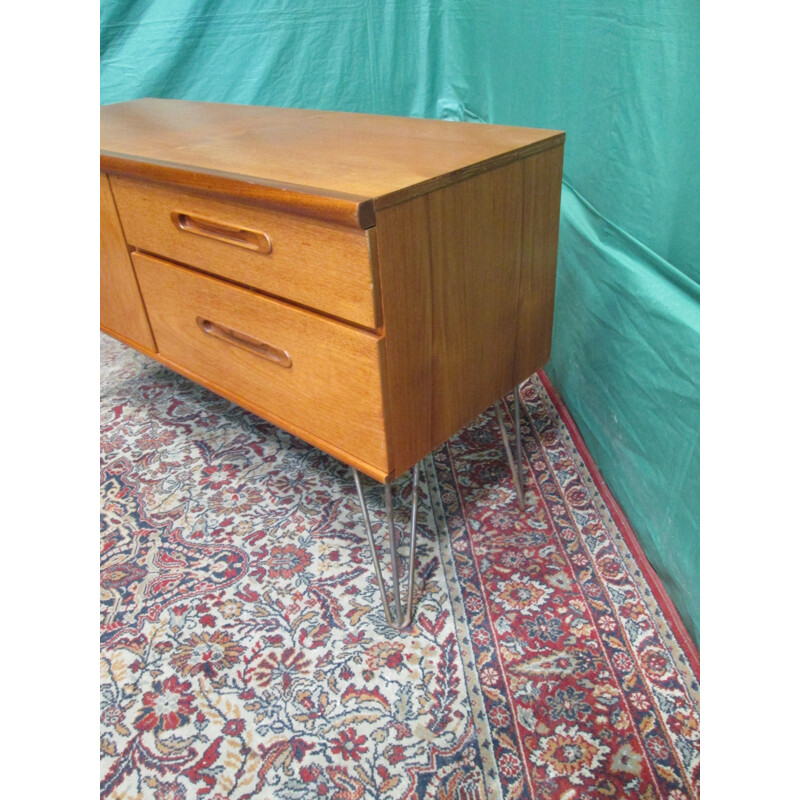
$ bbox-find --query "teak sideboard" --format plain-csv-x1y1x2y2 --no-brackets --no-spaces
101,99,565,626
101,98,564,490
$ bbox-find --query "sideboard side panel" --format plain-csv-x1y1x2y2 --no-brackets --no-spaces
100,173,156,351
377,146,563,478
426,159,525,447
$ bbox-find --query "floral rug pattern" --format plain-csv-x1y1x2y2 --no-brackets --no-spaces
100,334,699,799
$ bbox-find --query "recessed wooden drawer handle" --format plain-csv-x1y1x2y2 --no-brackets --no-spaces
196,317,292,368
172,212,273,253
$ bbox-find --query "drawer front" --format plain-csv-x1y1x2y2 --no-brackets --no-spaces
112,175,380,329
133,252,388,472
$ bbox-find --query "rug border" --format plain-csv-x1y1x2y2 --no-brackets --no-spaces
538,369,700,675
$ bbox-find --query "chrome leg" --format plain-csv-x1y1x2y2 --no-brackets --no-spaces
384,482,404,624
514,386,525,504
494,386,526,509
351,463,421,630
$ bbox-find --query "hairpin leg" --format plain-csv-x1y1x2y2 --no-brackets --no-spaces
494,386,526,510
351,463,420,630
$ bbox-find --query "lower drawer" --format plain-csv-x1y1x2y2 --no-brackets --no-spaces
133,252,389,473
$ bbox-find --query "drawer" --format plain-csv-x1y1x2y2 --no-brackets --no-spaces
111,175,380,329
132,252,389,473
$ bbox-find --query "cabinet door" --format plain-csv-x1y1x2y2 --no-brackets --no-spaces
100,173,155,351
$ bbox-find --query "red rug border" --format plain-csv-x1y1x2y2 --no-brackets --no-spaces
537,369,700,674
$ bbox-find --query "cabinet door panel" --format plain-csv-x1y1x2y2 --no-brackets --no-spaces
100,173,155,351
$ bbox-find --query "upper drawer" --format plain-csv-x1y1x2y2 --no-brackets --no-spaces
109,175,380,329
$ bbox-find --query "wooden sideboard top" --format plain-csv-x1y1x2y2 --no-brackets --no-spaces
101,98,564,228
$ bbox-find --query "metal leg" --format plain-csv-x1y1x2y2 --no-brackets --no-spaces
494,386,526,510
351,463,421,630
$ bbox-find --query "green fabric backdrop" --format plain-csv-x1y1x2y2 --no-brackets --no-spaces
101,0,700,643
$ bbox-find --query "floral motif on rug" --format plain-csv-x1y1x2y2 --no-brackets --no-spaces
100,334,699,800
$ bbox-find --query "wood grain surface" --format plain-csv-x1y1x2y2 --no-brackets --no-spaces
375,148,563,477
112,175,379,329
100,173,156,351
100,100,565,483
101,99,564,229
133,252,389,475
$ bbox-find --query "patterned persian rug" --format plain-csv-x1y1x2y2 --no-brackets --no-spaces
100,333,699,800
